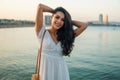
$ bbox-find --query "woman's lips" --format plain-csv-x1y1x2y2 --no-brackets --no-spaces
55,23,61,27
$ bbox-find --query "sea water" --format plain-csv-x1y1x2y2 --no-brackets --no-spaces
0,26,120,80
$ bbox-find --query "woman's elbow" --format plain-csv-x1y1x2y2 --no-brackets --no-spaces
37,3,43,10
83,23,88,30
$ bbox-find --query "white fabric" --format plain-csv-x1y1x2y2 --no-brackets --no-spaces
37,25,70,80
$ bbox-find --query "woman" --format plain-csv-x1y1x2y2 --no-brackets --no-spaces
35,3,87,80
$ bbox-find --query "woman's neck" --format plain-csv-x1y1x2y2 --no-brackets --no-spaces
49,27,57,35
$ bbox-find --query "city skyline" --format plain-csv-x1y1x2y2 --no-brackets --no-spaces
0,0,120,22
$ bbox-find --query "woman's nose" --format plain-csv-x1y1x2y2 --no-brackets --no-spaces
57,19,62,23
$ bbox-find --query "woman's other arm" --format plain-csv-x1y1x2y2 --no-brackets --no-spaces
35,3,53,36
72,20,88,37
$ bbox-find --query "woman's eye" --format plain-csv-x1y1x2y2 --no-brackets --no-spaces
55,16,60,19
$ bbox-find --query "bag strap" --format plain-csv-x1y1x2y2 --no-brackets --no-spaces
36,30,46,74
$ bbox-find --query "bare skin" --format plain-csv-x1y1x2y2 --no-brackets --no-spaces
35,3,88,44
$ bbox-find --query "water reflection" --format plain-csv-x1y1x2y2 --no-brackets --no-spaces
0,26,120,80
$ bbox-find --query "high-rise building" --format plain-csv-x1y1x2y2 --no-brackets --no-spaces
99,14,103,24
104,14,108,25
45,15,51,25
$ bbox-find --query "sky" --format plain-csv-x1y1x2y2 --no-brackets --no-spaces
0,0,120,22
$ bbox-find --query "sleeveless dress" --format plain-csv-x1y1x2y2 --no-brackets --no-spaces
37,25,70,80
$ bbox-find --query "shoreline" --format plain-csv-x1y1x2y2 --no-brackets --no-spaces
0,19,35,28
0,24,120,28
0,24,35,28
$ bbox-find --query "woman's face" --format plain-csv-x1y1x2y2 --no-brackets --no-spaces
51,11,65,30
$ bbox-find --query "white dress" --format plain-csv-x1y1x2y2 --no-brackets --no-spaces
37,25,70,80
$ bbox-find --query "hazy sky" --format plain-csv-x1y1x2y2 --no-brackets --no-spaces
0,0,120,22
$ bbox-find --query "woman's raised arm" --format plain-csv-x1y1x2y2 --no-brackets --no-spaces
72,20,88,37
35,3,53,36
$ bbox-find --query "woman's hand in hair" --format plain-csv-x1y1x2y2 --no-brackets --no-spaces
72,20,88,37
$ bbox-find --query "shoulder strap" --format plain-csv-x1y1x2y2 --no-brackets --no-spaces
36,30,46,74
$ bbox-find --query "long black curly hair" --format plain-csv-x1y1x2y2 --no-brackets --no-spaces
52,7,75,56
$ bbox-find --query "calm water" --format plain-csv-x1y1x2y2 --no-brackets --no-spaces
0,26,120,80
